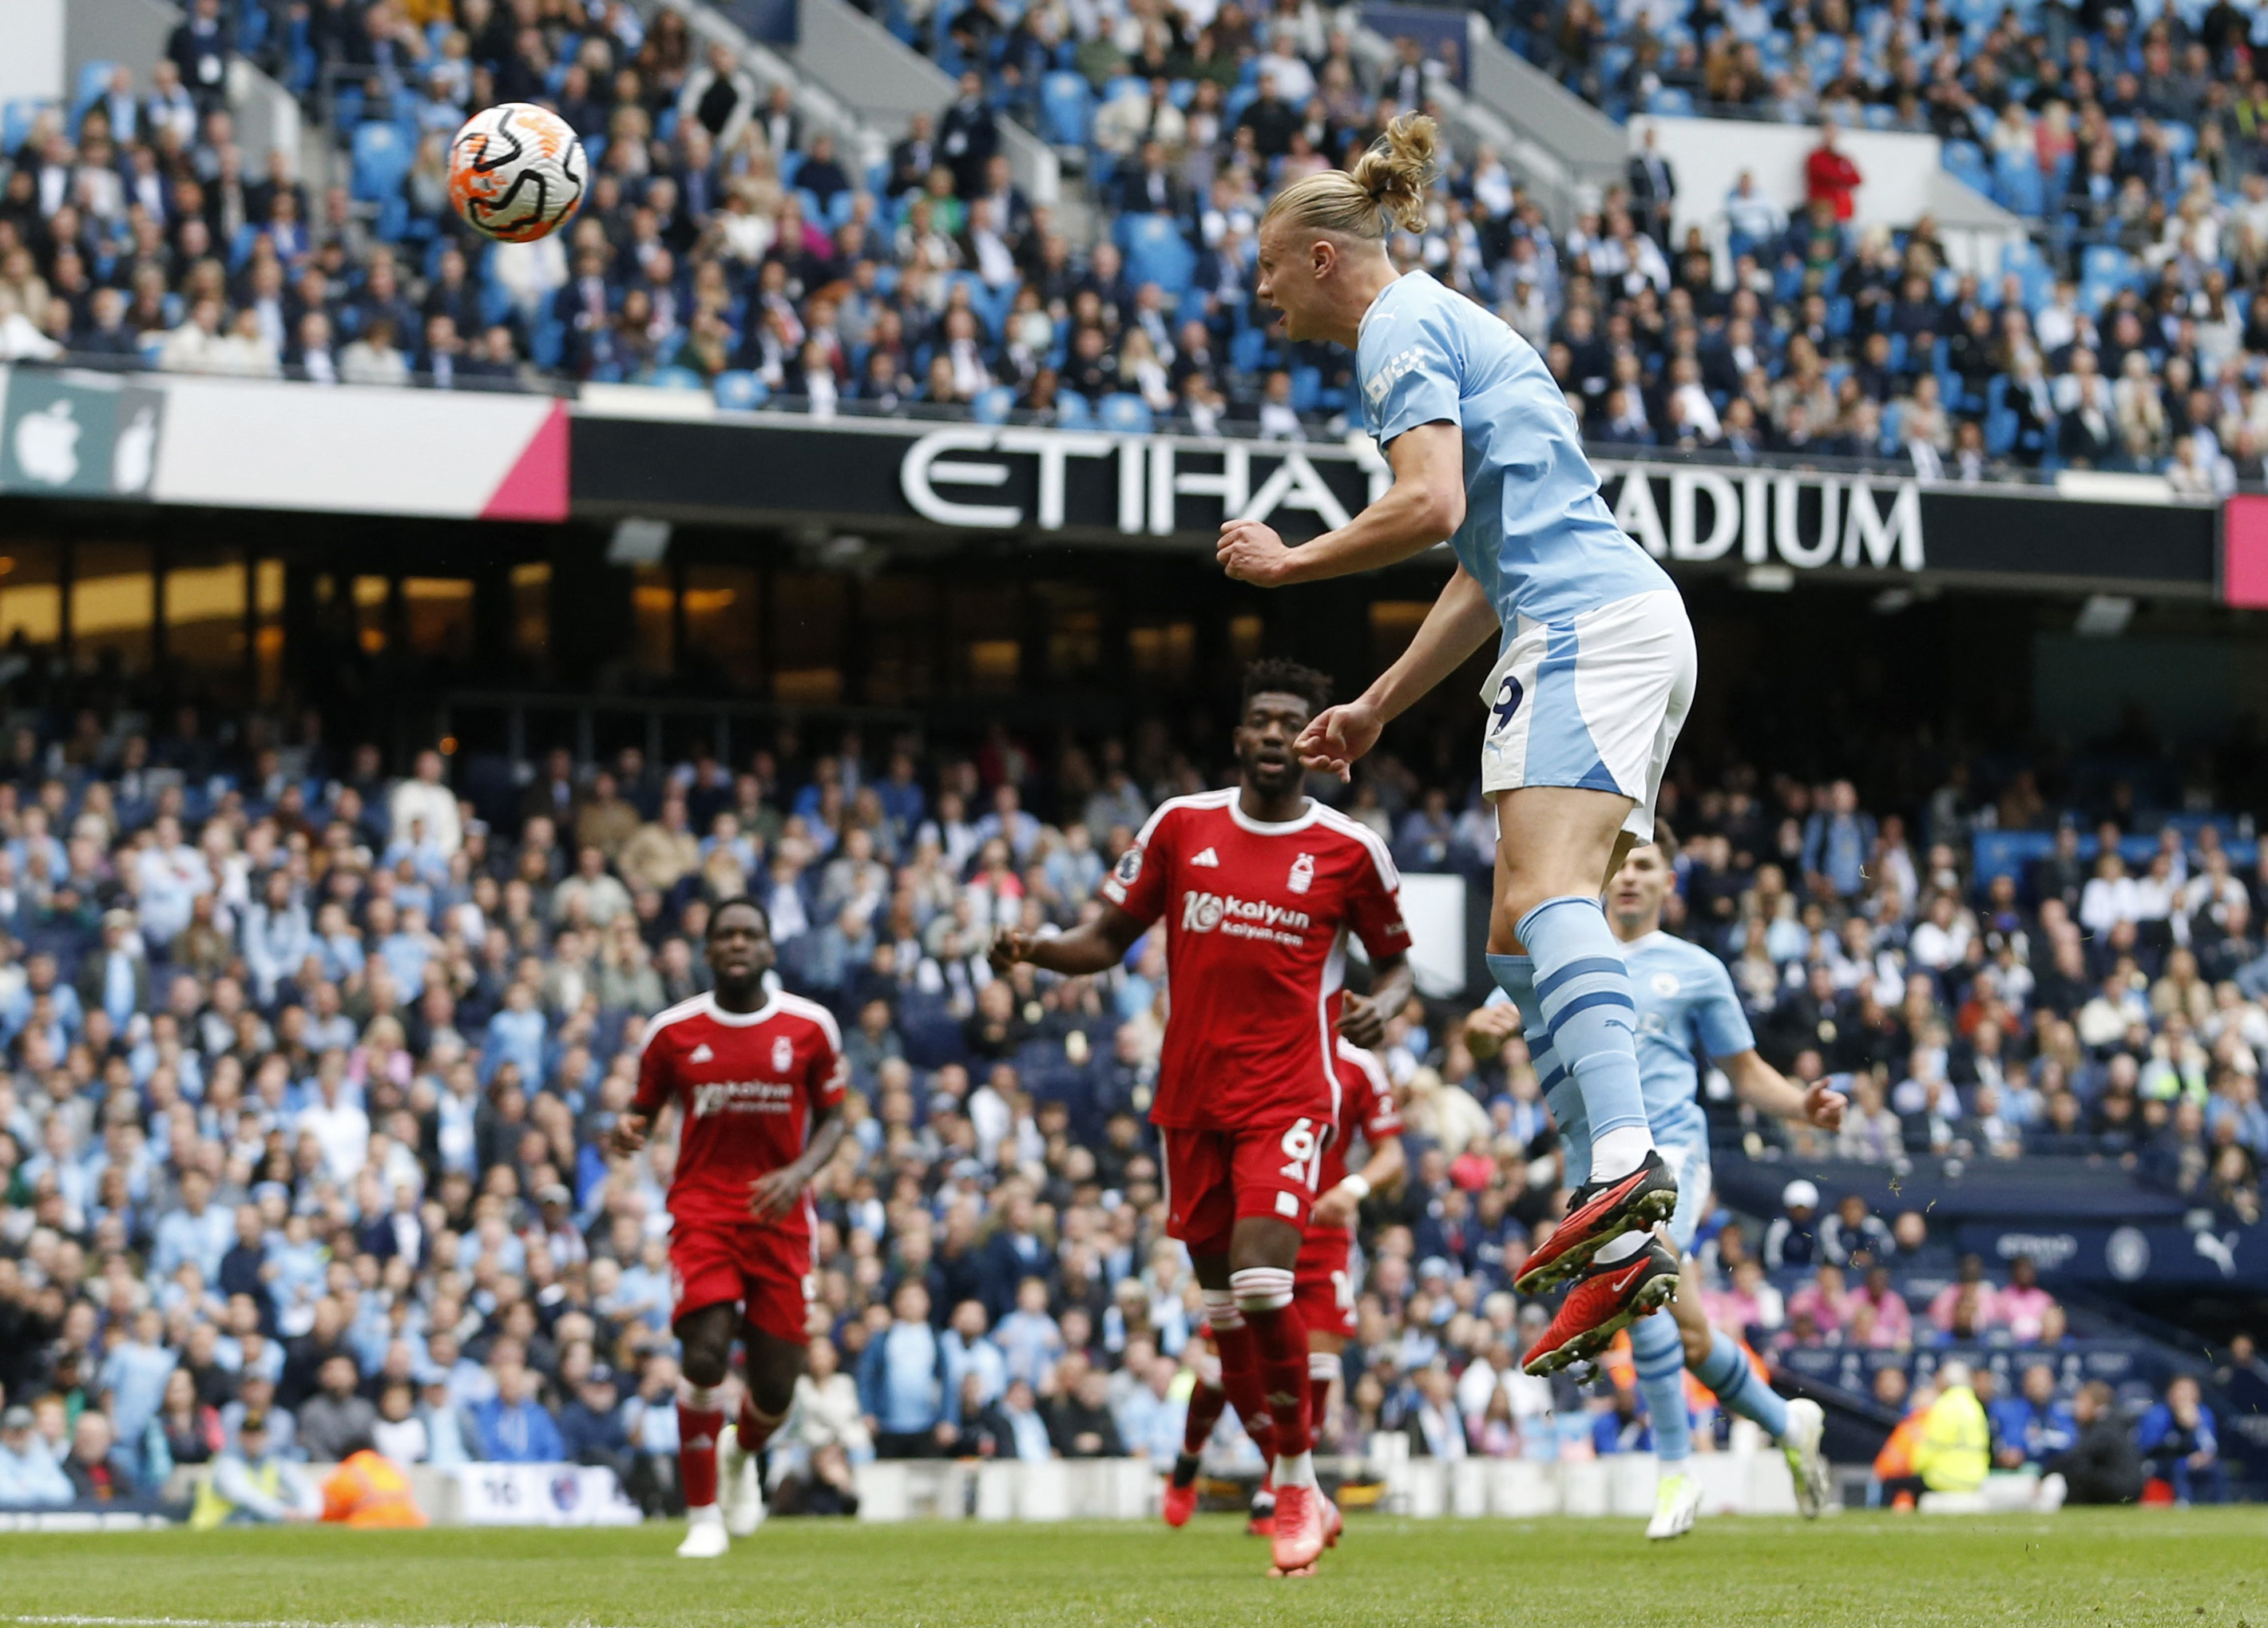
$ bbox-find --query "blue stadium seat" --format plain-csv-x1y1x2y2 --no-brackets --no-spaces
1289,366,1321,414
2083,244,2135,287
1098,393,1152,433
646,365,705,391
71,61,117,126
351,121,414,202
714,371,768,411
1942,140,1993,197
1116,213,1195,295
1646,87,1693,116
1230,325,1269,375
1040,71,1092,149
972,384,1017,423
0,100,50,154
1056,392,1095,429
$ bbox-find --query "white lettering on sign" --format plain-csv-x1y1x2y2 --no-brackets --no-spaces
1599,465,1925,571
898,428,1358,538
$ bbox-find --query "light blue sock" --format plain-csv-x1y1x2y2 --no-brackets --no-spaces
1516,897,1648,1153
1691,1328,1788,1440
1629,1307,1691,1464
1484,952,1563,1082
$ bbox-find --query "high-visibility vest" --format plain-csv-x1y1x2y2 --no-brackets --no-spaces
320,1451,428,1528
189,1458,283,1530
1912,1385,1990,1493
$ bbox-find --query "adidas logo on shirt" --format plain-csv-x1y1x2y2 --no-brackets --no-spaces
1190,848,1220,868
689,1043,714,1062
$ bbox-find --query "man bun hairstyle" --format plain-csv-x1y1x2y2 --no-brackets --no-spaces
1242,657,1334,716
1263,112,1439,241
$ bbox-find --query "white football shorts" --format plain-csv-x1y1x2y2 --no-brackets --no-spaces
1476,586,1696,843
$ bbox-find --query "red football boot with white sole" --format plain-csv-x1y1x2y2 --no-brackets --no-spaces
1514,1150,1679,1294
1162,1453,1200,1528
1521,1239,1681,1376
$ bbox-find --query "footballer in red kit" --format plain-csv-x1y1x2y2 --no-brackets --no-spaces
610,898,847,1559
1296,1038,1405,1434
992,660,1413,1575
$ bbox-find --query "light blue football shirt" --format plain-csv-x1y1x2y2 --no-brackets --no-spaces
1355,272,1669,641
1485,930,1753,1149
1620,930,1755,1148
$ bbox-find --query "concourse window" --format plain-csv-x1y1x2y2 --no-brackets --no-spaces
73,542,154,673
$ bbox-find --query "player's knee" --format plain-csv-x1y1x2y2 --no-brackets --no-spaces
1227,1265,1295,1320
1679,1320,1714,1368
680,1345,731,1390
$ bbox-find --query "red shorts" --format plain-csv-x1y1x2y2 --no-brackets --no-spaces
1160,1115,1329,1257
1293,1225,1356,1339
669,1219,815,1344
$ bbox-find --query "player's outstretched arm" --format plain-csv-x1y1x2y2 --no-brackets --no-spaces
1217,422,1465,587
1723,1049,1847,1133
989,899,1147,978
1295,566,1497,779
749,1102,850,1218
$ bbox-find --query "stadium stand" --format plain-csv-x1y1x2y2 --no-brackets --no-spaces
0,702,2261,1510
10,0,2266,486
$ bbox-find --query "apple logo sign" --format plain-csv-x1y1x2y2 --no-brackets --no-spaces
113,407,157,494
14,400,80,486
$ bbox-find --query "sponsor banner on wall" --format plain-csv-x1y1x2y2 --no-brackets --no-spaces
0,368,165,499
446,1463,642,1526
572,413,2223,594
1958,1221,2268,1290
0,366,567,521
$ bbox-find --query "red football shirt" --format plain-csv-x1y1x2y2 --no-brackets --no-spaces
632,991,846,1233
1318,1037,1403,1204
1100,789,1410,1132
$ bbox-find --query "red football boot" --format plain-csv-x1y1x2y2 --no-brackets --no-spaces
1162,1453,1200,1528
1521,1239,1681,1376
1246,1467,1275,1536
1513,1150,1679,1294
1319,1492,1342,1549
1268,1483,1323,1576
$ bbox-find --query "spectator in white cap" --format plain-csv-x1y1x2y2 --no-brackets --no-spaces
1764,1179,1822,1269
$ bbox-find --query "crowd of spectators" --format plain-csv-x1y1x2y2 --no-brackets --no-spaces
0,700,2254,1516
8,0,2268,480
1509,0,2268,482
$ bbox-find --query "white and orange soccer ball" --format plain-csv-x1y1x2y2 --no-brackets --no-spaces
446,102,586,243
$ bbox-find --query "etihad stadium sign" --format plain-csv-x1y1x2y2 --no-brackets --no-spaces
573,411,2219,596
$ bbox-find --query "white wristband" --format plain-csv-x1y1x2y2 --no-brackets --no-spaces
1338,1174,1372,1202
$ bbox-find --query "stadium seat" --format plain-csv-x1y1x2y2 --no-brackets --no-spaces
1116,213,1195,295
646,366,706,391
1646,87,1693,116
1056,391,1095,428
1040,71,1092,149
351,121,414,202
972,384,1017,423
0,100,50,156
714,371,768,411
1097,393,1153,433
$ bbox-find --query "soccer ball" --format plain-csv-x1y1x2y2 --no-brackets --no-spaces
447,102,586,243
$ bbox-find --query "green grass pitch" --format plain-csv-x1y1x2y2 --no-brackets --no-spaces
4,1511,2265,1627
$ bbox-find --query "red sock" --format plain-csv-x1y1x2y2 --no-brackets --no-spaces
1248,1305,1313,1459
678,1396,724,1507
1181,1379,1229,1456
1212,1315,1273,1453
736,1397,783,1455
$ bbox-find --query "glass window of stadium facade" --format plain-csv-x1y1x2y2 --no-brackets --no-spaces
2,504,2262,795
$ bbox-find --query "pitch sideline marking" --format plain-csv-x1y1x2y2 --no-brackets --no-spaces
7,1616,635,1628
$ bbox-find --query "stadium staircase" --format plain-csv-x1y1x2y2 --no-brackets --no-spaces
787,0,1077,237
